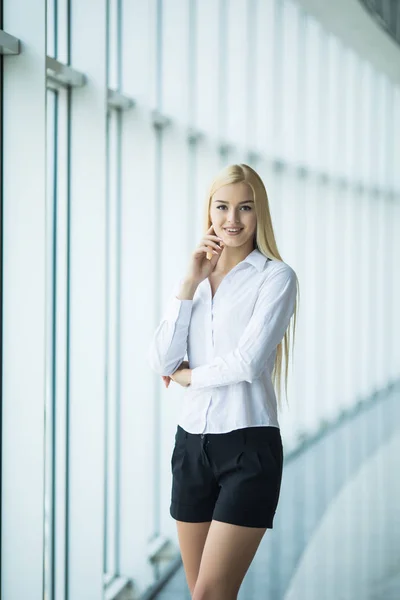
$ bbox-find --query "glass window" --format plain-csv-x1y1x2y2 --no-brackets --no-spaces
104,106,122,579
254,0,275,156
343,48,357,181
281,0,300,163
195,0,220,136
303,15,321,171
394,87,400,192
162,0,189,121
225,0,248,146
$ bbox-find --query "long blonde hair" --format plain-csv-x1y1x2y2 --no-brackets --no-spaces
203,163,300,410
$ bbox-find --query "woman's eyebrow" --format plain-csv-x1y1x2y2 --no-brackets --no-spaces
213,200,254,204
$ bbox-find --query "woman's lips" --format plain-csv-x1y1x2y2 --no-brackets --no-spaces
223,228,243,236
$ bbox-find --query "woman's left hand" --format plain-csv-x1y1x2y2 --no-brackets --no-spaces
170,361,192,387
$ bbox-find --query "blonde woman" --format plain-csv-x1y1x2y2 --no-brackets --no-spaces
148,164,299,600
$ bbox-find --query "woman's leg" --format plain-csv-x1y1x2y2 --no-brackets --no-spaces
192,520,267,600
176,520,212,596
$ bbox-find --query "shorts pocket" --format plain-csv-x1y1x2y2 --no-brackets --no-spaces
255,444,282,474
236,447,277,475
171,438,187,471
253,431,283,470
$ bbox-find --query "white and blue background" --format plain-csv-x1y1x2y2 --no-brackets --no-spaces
1,0,400,599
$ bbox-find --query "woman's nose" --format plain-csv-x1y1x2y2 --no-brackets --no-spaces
227,210,240,222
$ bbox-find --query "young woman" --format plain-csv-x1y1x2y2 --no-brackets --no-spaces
148,164,299,600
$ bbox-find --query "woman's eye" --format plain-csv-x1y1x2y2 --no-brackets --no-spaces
216,205,251,210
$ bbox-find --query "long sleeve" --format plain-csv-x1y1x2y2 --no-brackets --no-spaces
190,267,297,390
147,279,193,376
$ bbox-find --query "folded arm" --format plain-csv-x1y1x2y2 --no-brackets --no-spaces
147,279,193,376
190,266,297,390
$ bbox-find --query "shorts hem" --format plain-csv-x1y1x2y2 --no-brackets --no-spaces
170,501,214,523
170,500,274,529
212,500,274,528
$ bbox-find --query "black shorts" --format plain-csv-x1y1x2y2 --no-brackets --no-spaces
170,424,283,529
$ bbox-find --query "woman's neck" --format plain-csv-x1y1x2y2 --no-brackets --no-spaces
212,243,256,276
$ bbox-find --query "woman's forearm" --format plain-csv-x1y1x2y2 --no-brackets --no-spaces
176,279,199,300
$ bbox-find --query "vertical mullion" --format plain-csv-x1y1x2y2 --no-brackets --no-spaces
64,84,72,600
246,0,256,153
104,0,110,578
188,0,197,251
53,86,69,600
44,88,57,600
51,91,58,600
115,107,122,576
0,0,3,592
273,0,283,162
117,0,122,91
105,109,120,579
104,108,110,576
154,0,163,544
218,0,227,164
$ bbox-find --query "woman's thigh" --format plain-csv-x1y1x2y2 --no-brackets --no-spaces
193,519,267,600
176,520,212,596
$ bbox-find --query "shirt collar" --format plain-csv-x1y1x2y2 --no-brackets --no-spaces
242,248,269,272
198,249,269,299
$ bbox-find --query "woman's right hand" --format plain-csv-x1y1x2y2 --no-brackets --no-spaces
164,226,223,386
184,225,224,284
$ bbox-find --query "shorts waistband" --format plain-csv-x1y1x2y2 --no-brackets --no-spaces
177,424,280,445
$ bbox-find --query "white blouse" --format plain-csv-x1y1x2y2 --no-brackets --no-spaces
147,249,297,434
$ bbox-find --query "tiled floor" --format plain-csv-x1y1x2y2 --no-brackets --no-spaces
154,385,400,600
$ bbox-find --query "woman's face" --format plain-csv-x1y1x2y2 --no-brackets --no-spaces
209,182,257,248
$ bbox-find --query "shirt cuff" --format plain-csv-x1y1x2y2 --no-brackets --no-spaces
190,365,212,390
164,296,193,325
